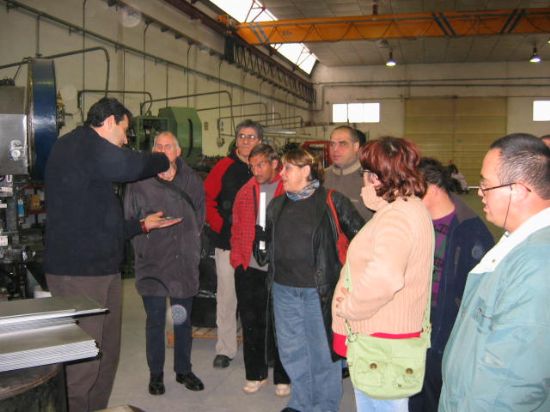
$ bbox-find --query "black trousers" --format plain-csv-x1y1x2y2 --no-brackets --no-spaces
408,349,442,412
142,295,193,376
235,266,289,384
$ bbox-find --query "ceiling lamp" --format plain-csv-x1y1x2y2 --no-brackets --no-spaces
386,51,396,67
529,47,541,63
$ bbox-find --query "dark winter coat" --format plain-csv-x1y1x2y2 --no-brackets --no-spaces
124,158,205,299
430,195,494,356
265,186,365,360
204,150,252,250
44,126,169,276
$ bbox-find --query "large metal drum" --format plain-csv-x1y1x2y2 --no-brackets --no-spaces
0,364,67,412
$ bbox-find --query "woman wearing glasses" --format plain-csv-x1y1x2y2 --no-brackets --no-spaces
332,137,434,412
263,148,364,412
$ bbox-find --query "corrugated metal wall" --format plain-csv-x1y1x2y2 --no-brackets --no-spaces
405,97,507,185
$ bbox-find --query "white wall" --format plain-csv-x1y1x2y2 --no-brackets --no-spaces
0,0,311,156
1,0,548,156
508,97,550,137
312,62,550,139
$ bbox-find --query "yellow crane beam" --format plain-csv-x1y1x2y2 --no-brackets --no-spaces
220,8,550,45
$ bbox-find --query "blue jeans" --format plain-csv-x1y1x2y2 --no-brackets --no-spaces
142,296,193,376
273,282,342,412
354,389,409,412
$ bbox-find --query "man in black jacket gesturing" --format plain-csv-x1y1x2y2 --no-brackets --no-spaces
44,98,180,412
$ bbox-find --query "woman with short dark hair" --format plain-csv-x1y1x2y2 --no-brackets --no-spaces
332,136,435,412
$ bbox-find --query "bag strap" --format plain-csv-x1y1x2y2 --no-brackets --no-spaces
326,189,344,239
155,176,196,212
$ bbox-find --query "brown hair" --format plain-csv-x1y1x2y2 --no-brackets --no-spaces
359,136,426,202
281,148,324,183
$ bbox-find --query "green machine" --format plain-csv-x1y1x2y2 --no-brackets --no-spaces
132,107,202,166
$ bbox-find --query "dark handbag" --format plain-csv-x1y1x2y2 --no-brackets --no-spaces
251,188,270,265
253,224,269,265
326,189,350,265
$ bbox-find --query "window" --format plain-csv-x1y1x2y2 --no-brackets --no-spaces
209,0,317,75
533,100,550,121
332,103,380,123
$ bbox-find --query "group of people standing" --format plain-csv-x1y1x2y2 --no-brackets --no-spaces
204,121,550,412
43,96,550,412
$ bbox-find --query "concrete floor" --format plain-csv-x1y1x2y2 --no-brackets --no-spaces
107,279,356,412
106,192,493,412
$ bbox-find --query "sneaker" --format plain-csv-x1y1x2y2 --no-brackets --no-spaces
242,379,267,394
275,383,291,397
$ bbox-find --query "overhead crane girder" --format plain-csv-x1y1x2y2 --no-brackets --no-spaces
222,8,550,45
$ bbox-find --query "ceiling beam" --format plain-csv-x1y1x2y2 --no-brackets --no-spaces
223,8,550,45
161,0,315,101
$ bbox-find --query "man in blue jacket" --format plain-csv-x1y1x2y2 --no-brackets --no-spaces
440,133,550,411
409,157,494,412
45,98,179,412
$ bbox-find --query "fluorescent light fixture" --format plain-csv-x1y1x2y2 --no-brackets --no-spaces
529,47,541,63
386,51,396,67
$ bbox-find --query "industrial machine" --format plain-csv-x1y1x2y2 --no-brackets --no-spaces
132,107,203,168
0,59,62,300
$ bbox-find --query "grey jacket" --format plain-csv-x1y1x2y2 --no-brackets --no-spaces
124,158,205,298
324,160,373,222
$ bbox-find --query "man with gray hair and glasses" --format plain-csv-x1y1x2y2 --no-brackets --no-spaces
440,133,550,411
204,119,263,369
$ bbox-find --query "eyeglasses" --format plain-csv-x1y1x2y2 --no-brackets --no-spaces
478,182,532,195
237,133,258,141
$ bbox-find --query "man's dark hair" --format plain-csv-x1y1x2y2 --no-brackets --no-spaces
490,133,550,199
331,125,359,144
418,157,463,194
235,119,264,140
84,97,132,128
355,129,367,146
249,143,279,162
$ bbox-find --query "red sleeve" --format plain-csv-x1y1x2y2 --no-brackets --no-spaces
230,185,247,268
204,157,233,233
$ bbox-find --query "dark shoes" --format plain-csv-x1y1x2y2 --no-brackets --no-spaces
281,408,300,412
342,366,350,379
148,373,165,395
150,371,204,394
213,354,232,369
176,371,205,391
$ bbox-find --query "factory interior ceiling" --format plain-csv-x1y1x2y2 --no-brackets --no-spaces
196,0,550,70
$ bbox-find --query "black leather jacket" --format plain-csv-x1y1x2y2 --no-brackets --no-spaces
265,186,365,360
